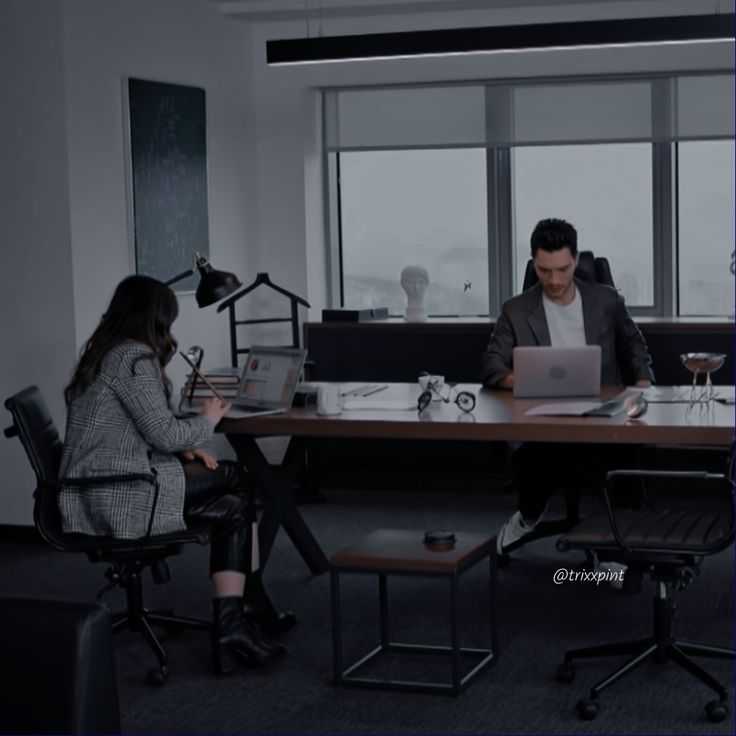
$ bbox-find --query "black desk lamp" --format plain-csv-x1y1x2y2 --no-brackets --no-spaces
165,252,242,308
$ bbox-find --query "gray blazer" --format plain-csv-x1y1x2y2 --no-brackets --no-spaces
480,280,655,389
59,340,214,539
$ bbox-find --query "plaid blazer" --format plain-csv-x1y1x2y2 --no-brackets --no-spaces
59,340,214,539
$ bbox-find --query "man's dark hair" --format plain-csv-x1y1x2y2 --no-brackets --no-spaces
530,218,578,257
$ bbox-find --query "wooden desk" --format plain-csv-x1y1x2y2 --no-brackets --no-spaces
223,385,734,575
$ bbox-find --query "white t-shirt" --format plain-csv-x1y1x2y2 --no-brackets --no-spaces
543,289,586,347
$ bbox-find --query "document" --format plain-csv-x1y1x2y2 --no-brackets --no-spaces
342,399,416,411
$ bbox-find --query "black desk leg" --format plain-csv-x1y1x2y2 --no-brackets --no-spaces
226,434,329,575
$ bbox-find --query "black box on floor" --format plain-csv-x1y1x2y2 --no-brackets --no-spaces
322,307,389,322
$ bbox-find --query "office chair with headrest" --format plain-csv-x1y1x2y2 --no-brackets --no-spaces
4,385,214,686
556,464,735,723
522,250,615,292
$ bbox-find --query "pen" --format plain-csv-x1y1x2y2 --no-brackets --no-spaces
362,385,388,397
179,351,226,403
340,384,372,397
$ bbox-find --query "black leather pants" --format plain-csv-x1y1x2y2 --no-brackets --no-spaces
512,442,642,519
181,459,255,576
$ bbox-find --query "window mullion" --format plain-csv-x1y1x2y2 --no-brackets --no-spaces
486,147,512,317
652,141,675,317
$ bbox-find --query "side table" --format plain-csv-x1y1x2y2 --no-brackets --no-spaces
330,529,498,695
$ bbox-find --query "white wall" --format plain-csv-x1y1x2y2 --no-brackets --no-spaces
63,0,256,393
0,0,256,525
0,0,77,525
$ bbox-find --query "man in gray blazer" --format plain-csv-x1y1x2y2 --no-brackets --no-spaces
480,218,654,555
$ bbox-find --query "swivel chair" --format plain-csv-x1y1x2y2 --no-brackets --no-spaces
522,250,615,291
4,386,214,685
0,597,120,734
556,465,735,723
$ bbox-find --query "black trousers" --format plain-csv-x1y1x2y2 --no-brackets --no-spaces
181,459,254,576
511,442,642,520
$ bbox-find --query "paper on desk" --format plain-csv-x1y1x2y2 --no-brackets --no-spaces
342,399,416,411
525,402,602,416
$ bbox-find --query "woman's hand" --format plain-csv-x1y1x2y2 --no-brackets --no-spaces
200,396,230,425
181,448,219,470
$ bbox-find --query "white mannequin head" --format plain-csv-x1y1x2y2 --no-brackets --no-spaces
400,265,429,321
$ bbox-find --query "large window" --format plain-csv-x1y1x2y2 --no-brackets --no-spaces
512,144,654,306
325,73,734,318
339,149,488,316
677,140,736,317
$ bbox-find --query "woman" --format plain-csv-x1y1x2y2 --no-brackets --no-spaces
59,274,286,674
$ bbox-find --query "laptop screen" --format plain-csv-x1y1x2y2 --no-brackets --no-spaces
236,347,306,409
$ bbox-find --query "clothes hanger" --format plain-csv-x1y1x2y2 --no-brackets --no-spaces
216,272,310,312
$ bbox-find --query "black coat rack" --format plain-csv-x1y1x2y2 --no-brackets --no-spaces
216,272,310,367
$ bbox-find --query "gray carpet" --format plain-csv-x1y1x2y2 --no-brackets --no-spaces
0,488,733,734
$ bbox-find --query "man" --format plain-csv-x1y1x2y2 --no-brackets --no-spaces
481,218,654,555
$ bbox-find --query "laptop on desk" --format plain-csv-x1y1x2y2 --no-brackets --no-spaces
513,345,601,398
230,346,307,417
182,346,306,418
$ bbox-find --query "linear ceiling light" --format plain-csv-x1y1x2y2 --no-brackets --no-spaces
266,13,735,65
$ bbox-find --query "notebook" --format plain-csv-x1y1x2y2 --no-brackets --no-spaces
513,345,601,398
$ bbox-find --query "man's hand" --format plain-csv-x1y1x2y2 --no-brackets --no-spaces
634,379,652,388
498,373,515,390
181,449,219,470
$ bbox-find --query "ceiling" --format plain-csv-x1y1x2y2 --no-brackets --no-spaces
212,0,660,23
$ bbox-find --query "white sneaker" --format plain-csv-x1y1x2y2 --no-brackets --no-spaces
594,559,628,590
496,508,545,555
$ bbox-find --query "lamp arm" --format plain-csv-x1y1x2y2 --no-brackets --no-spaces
164,268,195,287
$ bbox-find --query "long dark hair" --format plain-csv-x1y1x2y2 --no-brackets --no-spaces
65,275,179,404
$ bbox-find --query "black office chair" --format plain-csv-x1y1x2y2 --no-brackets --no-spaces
4,386,214,686
556,465,735,723
522,250,615,292
0,597,120,734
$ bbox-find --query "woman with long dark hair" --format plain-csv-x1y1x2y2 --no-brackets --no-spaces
60,275,286,674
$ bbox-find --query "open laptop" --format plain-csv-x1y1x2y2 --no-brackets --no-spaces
513,345,601,398
229,346,307,417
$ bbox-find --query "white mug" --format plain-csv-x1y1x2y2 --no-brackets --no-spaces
317,384,342,416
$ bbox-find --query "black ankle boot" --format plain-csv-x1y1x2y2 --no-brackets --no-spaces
243,573,297,636
212,597,286,674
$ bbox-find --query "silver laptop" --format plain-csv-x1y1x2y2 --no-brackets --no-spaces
513,346,601,398
231,346,307,416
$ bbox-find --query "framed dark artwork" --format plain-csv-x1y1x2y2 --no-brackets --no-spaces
127,78,209,290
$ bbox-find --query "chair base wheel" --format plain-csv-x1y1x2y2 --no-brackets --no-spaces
576,699,600,720
705,700,728,723
556,662,575,683
147,666,169,686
